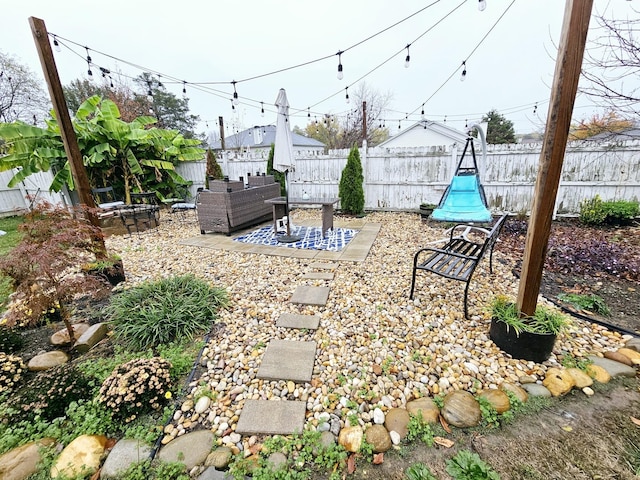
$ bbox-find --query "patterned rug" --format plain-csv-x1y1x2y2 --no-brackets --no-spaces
234,225,358,251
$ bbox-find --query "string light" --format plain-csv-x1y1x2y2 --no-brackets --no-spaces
85,47,93,81
337,51,344,80
53,36,61,52
398,120,401,130
345,87,349,104
478,0,487,11
232,81,239,105
231,99,235,111
182,81,187,99
307,107,311,118
533,103,538,115
99,67,110,78
460,61,467,82
261,102,264,117
404,44,411,68
108,76,114,89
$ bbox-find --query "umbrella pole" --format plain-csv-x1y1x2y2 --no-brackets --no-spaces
285,170,291,237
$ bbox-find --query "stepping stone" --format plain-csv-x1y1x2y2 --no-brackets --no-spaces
257,339,316,382
276,313,320,330
291,285,330,306
302,271,334,280
309,262,337,270
236,400,306,435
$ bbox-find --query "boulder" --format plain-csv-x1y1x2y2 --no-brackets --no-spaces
478,389,511,413
157,430,215,471
566,368,593,388
0,438,55,480
586,364,611,383
384,408,410,439
338,426,363,453
588,356,636,378
50,323,89,346
27,350,69,371
603,350,633,366
441,391,481,428
51,434,107,479
617,348,640,365
406,397,440,423
365,425,392,453
100,439,152,479
74,323,109,353
542,368,575,396
205,447,233,469
521,383,552,398
499,382,528,404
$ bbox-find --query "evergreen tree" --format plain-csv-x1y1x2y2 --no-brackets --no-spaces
338,145,365,215
205,149,223,189
482,109,516,144
266,144,286,196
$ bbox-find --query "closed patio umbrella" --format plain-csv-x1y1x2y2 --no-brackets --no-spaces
273,88,299,242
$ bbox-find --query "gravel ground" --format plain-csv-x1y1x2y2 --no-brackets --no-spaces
105,210,627,443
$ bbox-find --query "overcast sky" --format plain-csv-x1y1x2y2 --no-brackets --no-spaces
2,1,635,137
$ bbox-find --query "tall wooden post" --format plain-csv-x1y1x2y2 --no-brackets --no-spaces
362,101,367,146
516,0,593,316
29,17,98,225
218,116,225,150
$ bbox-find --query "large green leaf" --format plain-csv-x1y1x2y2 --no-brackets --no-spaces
51,162,72,192
125,149,143,175
140,159,175,170
76,95,102,120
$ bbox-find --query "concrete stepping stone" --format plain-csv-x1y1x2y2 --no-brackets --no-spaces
276,313,320,330
308,262,337,270
157,430,215,471
291,285,330,306
236,399,306,435
302,271,334,280
257,339,316,382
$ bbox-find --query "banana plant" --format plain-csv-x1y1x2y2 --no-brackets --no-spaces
0,95,203,203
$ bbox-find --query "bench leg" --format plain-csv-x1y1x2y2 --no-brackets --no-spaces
463,280,471,319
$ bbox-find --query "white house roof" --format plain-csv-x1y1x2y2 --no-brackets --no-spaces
377,120,468,148
211,125,325,150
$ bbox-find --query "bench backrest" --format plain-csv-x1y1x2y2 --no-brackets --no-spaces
479,214,509,258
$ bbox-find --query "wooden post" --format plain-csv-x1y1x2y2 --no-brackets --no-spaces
516,0,593,316
362,101,367,147
29,17,98,225
218,116,225,150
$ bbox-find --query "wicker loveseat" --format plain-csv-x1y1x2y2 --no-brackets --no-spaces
196,177,280,234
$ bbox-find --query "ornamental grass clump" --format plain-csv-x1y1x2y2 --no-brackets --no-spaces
0,352,26,394
98,357,172,423
106,274,228,350
489,295,567,335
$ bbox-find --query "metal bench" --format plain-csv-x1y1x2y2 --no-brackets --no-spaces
409,214,509,318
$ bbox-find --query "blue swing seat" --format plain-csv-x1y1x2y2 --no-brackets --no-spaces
431,174,492,222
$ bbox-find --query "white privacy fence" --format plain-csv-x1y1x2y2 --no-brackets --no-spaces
1,140,638,216
177,140,640,215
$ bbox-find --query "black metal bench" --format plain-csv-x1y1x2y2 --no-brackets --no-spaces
409,214,509,318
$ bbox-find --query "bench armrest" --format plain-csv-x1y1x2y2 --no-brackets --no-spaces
449,223,490,242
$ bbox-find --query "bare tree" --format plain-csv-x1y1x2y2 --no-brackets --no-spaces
580,10,640,118
340,82,392,148
0,51,50,124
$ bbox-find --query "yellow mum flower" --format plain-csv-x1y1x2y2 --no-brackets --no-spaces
164,391,172,399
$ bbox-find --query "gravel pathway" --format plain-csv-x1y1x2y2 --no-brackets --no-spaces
105,211,626,444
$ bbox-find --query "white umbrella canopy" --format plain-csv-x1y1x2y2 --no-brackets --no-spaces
273,88,295,173
273,88,298,240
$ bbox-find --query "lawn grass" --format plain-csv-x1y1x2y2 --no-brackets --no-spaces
0,215,24,311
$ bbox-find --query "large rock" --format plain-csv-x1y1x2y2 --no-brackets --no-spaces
27,350,69,371
617,348,640,365
365,425,392,453
566,368,593,388
588,356,636,378
51,434,107,479
478,389,511,413
604,350,633,366
0,438,55,480
338,426,363,453
384,408,410,439
586,364,611,383
74,323,109,353
157,430,215,470
50,323,89,346
543,368,575,396
100,439,152,479
406,397,440,423
441,391,481,428
205,447,233,469
521,384,552,398
499,382,528,404
624,338,640,352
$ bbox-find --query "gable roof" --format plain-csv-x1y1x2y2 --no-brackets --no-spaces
211,125,325,150
377,120,468,148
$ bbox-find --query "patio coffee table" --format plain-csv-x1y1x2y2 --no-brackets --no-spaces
265,197,338,238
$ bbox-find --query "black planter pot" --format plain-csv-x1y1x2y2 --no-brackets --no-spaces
87,259,125,286
489,318,557,363
419,206,435,219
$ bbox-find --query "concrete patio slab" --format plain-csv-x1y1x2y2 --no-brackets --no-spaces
257,339,316,382
308,262,338,270
291,285,330,306
276,313,320,330
236,400,306,435
302,271,334,280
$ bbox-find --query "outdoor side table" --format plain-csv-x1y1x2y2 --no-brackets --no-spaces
265,197,339,238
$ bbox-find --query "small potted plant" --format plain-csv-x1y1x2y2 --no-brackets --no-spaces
488,295,568,363
81,254,125,286
419,203,437,219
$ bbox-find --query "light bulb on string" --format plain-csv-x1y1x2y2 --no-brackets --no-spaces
109,76,114,89
182,81,187,99
533,103,538,115
345,87,349,104
460,61,467,82
421,105,425,121
478,0,487,11
261,102,264,117
85,47,94,81
337,51,344,80
146,82,153,102
232,81,239,106
231,99,235,111
404,45,410,68
307,108,311,119
398,120,401,130
53,36,61,52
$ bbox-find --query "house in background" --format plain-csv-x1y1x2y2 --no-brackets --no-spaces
377,120,468,149
211,125,325,155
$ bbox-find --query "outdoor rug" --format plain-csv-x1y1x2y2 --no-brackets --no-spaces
234,225,358,251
